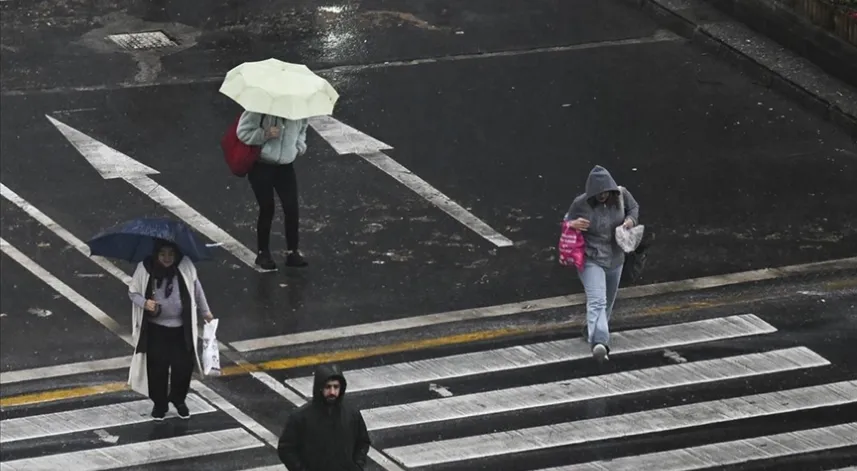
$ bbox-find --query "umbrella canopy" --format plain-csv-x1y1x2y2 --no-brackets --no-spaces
87,217,212,263
219,58,339,120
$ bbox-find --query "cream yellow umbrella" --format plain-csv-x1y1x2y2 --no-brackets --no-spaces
219,58,339,120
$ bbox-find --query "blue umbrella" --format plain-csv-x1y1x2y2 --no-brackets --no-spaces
87,217,212,263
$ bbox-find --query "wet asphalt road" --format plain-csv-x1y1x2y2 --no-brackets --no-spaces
1,0,856,470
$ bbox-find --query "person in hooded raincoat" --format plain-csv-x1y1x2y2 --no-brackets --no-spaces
565,165,639,362
277,364,371,470
127,240,214,420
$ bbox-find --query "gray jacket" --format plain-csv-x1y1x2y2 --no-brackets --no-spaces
565,165,640,269
236,111,308,165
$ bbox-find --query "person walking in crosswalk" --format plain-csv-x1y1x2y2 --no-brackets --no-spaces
277,364,372,470
237,111,310,270
127,240,214,421
565,165,639,362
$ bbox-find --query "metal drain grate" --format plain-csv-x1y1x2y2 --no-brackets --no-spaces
107,31,177,50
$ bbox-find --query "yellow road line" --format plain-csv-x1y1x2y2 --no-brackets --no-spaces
0,382,128,408
0,326,555,408
1,285,847,408
222,325,551,376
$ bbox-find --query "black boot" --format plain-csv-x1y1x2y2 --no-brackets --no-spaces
255,251,277,270
286,251,308,267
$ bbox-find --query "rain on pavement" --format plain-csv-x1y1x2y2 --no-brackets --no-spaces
1,1,856,470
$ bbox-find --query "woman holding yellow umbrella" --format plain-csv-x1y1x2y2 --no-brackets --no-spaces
220,59,339,270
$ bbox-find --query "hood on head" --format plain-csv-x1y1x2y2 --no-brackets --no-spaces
312,364,347,405
584,165,619,200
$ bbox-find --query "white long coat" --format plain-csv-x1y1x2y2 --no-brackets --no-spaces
127,257,203,396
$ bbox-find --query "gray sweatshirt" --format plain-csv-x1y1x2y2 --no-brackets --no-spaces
564,165,640,269
236,111,308,165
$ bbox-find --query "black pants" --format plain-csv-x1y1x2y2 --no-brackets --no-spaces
146,322,194,409
248,161,299,253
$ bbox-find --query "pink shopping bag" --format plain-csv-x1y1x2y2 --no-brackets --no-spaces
558,220,585,270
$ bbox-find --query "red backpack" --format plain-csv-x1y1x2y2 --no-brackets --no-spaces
221,114,262,177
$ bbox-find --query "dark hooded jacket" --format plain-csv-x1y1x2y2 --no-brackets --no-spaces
565,165,639,269
278,364,371,471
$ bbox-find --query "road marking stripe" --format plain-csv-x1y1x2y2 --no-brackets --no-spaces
230,256,856,352
240,467,285,471
0,428,263,471
124,175,266,272
309,114,514,247
0,238,132,345
538,422,857,471
363,347,829,431
2,31,681,97
0,356,131,385
384,380,857,467
360,151,513,247
0,382,128,408
0,394,213,443
189,380,279,448
0,328,536,407
0,314,775,408
0,184,132,284
285,314,776,396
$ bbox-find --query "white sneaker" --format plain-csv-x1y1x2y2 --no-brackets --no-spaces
592,344,609,363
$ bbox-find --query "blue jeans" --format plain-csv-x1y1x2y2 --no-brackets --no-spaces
578,261,623,347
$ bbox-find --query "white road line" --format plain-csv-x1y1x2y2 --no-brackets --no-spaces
384,380,857,467
189,380,279,448
0,428,264,471
285,314,776,396
0,394,214,443
363,347,828,431
307,115,513,247
1,183,132,285
45,116,266,272
240,467,286,471
230,256,857,352
539,422,857,471
2,31,681,97
125,176,265,271
0,237,132,345
360,151,514,247
0,355,131,385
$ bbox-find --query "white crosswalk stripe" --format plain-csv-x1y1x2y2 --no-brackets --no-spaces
537,422,857,471
285,313,776,395
0,393,282,471
282,314,857,470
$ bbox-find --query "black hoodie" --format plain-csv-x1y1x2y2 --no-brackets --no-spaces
278,364,372,471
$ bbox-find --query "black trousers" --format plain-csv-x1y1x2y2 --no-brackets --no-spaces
146,322,194,409
248,161,299,253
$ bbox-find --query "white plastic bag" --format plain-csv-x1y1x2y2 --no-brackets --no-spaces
615,224,645,253
202,319,221,376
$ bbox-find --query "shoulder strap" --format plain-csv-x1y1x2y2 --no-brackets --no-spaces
617,186,625,214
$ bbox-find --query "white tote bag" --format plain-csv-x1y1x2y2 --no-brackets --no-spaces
615,186,645,253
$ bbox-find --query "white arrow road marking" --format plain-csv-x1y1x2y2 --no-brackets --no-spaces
93,429,120,444
429,383,453,397
45,116,268,272
309,116,513,248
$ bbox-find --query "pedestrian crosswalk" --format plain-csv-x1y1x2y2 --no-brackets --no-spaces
0,393,281,471
1,313,855,470
284,313,855,470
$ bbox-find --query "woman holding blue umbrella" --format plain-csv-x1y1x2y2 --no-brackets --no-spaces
128,239,214,420
88,218,215,420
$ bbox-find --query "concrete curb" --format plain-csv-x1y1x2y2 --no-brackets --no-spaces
620,0,857,139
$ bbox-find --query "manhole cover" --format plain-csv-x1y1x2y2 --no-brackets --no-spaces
107,31,177,50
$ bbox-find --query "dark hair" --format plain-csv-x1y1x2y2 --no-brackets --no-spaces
588,190,620,208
